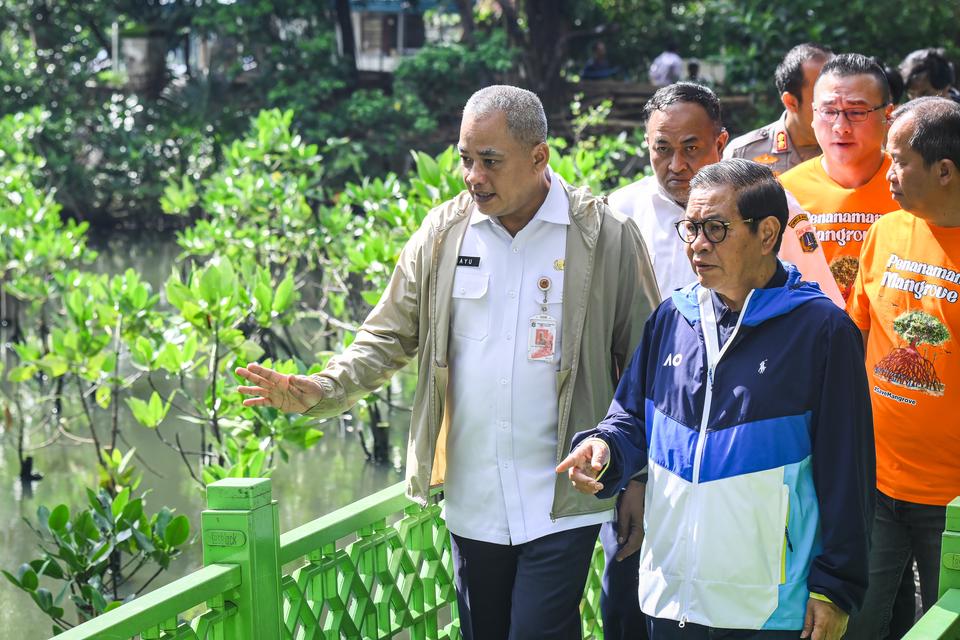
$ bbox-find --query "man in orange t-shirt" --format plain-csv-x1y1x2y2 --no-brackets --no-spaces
845,97,960,639
780,54,897,300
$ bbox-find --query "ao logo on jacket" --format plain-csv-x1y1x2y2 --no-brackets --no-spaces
663,353,683,367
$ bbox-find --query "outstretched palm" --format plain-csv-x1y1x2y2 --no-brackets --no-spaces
235,363,325,413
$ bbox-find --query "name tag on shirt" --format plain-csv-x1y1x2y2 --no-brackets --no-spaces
457,256,481,267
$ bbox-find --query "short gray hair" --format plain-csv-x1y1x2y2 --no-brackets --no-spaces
690,158,789,252
463,85,548,147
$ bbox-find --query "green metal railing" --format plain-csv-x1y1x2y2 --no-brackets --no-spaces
904,496,960,639
50,482,958,640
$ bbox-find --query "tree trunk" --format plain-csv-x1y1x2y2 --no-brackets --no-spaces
368,401,390,464
499,0,571,113
454,0,475,45
334,0,358,87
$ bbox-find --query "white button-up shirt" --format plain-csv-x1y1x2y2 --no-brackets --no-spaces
608,174,695,298
444,172,613,545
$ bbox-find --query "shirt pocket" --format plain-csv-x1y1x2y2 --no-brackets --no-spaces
451,270,490,341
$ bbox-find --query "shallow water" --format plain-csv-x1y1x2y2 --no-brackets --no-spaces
0,231,411,638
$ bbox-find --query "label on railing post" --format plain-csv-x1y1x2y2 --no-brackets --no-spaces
939,498,960,600
202,478,282,640
204,530,247,548
945,553,960,571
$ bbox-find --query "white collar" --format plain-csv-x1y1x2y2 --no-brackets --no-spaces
469,167,570,227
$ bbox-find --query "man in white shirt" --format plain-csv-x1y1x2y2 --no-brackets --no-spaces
610,82,729,298
236,85,660,639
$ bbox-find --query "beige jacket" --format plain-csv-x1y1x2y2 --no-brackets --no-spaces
307,182,660,518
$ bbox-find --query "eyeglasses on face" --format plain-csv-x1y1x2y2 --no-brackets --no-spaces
674,218,756,244
814,104,887,123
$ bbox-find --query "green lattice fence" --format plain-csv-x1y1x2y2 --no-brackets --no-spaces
276,486,459,639
50,478,603,639
49,563,241,639
49,482,960,640
903,497,960,639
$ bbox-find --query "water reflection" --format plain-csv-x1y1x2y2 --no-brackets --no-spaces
0,231,412,637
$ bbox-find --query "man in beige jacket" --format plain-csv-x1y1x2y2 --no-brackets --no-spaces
237,85,660,640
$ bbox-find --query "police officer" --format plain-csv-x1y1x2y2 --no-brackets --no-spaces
725,44,832,175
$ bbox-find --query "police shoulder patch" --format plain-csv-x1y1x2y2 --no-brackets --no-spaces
775,130,788,152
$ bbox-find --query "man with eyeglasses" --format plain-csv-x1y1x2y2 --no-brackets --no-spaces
559,158,875,640
780,53,899,301
602,82,844,639
602,82,728,640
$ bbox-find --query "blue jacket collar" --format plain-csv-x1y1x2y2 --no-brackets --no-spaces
671,262,830,326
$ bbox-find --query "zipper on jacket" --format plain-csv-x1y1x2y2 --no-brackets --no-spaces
678,288,754,626
781,493,791,585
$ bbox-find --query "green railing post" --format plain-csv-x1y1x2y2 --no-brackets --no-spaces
202,478,282,640
941,497,960,599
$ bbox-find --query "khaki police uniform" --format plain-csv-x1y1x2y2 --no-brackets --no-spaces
723,111,820,176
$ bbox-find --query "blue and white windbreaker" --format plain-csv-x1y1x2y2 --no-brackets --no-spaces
576,264,874,630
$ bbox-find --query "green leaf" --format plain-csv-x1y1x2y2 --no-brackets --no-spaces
2,569,22,588
238,340,265,364
111,487,131,519
199,263,221,306
42,354,73,380
90,540,114,563
72,512,99,544
8,364,38,383
32,587,53,613
95,385,111,409
118,447,136,475
304,428,324,448
165,274,192,310
415,151,441,187
182,334,198,363
131,527,155,553
126,396,156,428
120,498,144,524
156,342,184,373
30,558,64,580
148,391,164,423
17,564,38,591
272,273,296,314
131,336,155,367
253,281,273,316
163,514,190,547
48,504,69,532
81,584,108,614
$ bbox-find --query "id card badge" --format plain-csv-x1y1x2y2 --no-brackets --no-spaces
528,314,558,362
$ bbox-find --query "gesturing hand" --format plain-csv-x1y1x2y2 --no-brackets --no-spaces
235,363,325,413
555,438,610,495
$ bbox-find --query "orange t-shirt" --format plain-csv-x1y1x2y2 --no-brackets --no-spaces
780,154,898,300
847,209,960,506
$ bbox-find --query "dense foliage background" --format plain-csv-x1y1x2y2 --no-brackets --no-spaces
0,0,957,631
0,0,956,224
